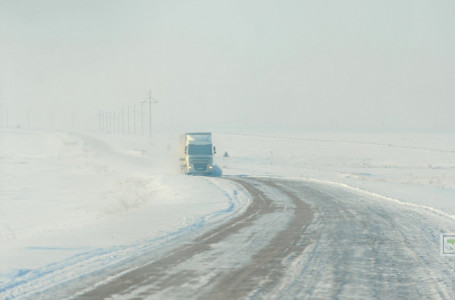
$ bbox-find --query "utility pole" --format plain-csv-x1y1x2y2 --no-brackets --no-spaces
99,111,102,132
113,112,116,135
122,108,125,134
127,106,130,135
50,110,53,129
141,101,145,136
147,90,158,137
103,111,106,133
134,103,136,135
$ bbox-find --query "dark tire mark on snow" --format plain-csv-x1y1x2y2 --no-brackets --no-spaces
74,177,314,299
28,177,455,299
202,179,314,298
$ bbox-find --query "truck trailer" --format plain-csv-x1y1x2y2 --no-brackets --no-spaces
179,132,216,176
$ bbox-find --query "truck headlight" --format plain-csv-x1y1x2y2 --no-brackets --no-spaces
209,165,213,169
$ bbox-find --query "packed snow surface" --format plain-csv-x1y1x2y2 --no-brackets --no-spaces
1,128,454,298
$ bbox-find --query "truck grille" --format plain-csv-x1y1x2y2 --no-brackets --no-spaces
194,163,207,171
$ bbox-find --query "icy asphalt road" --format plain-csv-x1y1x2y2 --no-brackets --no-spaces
43,177,455,299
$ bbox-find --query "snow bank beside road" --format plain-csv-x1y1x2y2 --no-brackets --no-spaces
0,129,249,296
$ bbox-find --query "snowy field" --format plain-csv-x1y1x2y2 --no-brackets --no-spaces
215,130,455,216
0,129,250,297
1,128,455,297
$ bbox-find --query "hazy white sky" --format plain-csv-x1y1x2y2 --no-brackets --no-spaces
1,0,454,131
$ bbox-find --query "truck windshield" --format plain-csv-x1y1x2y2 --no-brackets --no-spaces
188,144,212,155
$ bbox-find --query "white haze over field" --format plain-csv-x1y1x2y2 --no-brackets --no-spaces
1,0,454,132
1,2,455,296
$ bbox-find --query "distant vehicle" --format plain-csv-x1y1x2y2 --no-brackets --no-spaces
179,132,216,176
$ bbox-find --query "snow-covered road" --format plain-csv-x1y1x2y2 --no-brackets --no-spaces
275,178,455,299
36,177,455,299
2,129,455,299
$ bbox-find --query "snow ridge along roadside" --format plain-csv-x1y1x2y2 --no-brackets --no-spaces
0,129,252,299
0,177,251,299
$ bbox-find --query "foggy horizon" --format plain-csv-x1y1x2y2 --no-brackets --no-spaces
1,0,454,132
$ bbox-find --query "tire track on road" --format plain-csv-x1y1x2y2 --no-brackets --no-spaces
72,178,314,299
277,179,455,299
202,179,314,299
